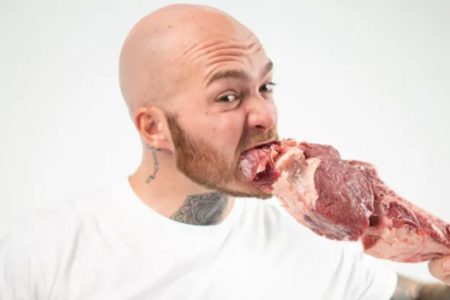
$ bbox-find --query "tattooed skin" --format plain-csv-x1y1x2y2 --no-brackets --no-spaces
145,145,160,184
391,275,422,300
390,275,450,300
170,192,229,225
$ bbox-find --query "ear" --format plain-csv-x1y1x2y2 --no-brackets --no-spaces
134,106,173,151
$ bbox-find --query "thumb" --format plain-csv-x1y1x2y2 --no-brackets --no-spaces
428,256,450,285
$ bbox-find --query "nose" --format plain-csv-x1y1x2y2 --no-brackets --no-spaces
246,96,277,132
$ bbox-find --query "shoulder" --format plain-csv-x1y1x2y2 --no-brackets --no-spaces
1,191,90,266
3,182,112,245
0,182,117,285
0,197,83,297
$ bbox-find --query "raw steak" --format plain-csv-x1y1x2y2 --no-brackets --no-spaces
240,139,450,262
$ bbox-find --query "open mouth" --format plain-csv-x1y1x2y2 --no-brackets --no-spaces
246,140,279,152
239,141,282,193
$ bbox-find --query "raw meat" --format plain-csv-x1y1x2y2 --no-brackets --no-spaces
240,139,450,262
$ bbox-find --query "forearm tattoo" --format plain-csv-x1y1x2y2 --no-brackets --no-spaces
391,275,450,300
391,275,422,300
170,192,229,225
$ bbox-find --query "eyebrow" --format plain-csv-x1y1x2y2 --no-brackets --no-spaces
206,60,273,87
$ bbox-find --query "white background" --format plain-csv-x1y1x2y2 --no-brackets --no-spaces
1,0,449,283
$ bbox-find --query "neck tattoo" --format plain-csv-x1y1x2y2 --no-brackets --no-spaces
170,192,229,225
145,145,160,184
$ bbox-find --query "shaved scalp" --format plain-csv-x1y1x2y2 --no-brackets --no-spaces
119,4,255,116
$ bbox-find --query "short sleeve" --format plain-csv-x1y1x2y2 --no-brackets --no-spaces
0,203,79,300
338,242,398,300
0,226,34,300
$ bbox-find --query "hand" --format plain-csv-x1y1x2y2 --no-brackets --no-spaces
428,255,450,285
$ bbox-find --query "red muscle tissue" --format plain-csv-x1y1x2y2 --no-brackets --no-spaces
240,139,450,262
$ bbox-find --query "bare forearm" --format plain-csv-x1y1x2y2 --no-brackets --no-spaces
391,275,450,300
418,283,450,300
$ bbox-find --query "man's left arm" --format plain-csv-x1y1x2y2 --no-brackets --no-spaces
390,256,450,300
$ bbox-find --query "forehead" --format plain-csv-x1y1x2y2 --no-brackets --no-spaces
179,34,269,83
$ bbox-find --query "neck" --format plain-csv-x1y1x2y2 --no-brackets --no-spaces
128,149,235,225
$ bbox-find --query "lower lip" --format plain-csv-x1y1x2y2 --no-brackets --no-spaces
258,141,275,148
249,141,276,152
258,183,273,194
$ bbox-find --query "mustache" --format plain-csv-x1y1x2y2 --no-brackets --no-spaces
239,128,279,151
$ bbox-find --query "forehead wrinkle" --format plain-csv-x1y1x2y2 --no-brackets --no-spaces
246,41,262,53
182,36,262,64
203,56,247,84
188,43,249,65
206,66,250,87
201,42,264,80
178,34,267,87
182,38,246,56
243,33,262,50
203,46,266,83
206,55,247,67
204,59,273,87
202,48,249,63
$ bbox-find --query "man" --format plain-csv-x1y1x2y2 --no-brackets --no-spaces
1,4,449,299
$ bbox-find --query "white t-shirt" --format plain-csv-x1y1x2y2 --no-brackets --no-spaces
0,178,397,300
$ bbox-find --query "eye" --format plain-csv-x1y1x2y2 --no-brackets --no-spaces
260,82,276,93
217,93,240,103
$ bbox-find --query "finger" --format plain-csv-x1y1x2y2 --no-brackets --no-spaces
284,139,297,147
428,256,450,284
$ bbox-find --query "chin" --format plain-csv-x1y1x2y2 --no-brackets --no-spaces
213,181,273,200
219,189,272,200
181,168,273,199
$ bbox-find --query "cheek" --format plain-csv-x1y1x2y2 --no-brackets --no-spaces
205,114,245,151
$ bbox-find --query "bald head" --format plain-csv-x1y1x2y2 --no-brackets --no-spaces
119,4,257,116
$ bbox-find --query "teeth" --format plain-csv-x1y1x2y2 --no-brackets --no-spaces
256,164,266,173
